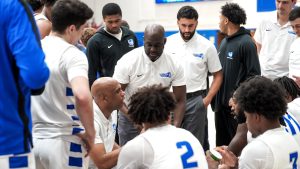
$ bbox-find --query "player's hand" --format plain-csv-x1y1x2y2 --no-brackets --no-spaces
292,75,300,87
205,150,219,169
203,97,211,108
215,146,238,168
77,131,95,157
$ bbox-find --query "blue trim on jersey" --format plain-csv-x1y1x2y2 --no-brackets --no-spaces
70,142,82,153
9,156,28,168
68,157,82,167
66,87,74,96
286,114,300,131
284,116,297,135
66,104,75,110
72,128,84,135
71,116,80,121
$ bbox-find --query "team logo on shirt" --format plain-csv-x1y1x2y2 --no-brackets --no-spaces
112,123,117,132
193,53,204,59
160,72,172,78
227,52,233,59
288,31,296,35
128,39,134,47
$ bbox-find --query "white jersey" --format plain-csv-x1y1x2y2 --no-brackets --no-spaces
240,127,300,169
289,37,300,78
117,125,208,169
89,101,117,169
113,47,185,105
284,113,300,146
254,11,296,80
288,98,300,123
31,35,88,141
165,32,222,93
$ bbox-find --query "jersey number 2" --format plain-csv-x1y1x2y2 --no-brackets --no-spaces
290,152,298,169
176,141,198,168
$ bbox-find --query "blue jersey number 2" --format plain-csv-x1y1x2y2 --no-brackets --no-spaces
176,141,198,168
290,152,298,169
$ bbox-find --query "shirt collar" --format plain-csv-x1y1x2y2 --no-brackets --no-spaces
93,101,111,122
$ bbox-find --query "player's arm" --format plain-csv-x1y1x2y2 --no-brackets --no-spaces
255,42,262,55
36,19,52,39
71,77,95,150
292,75,300,87
203,70,223,108
253,21,262,55
227,123,248,156
172,85,186,127
119,83,129,115
113,142,120,150
89,143,120,169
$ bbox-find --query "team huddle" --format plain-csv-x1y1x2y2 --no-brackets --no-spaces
1,0,300,169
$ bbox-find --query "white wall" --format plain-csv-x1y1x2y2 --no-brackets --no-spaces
82,0,300,32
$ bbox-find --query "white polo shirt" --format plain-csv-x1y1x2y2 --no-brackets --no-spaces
93,101,117,151
113,47,185,104
165,32,221,93
254,11,296,80
289,37,300,78
89,101,117,169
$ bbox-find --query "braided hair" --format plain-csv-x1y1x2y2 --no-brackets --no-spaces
274,76,300,100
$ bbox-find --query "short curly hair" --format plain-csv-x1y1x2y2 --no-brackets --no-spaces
235,76,286,120
81,27,96,47
128,85,176,125
221,3,246,25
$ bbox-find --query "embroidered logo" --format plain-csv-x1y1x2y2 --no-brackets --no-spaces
160,72,171,78
227,51,233,59
265,28,272,31
137,74,143,77
193,53,204,59
128,39,134,47
288,31,296,35
112,123,117,132
108,44,113,48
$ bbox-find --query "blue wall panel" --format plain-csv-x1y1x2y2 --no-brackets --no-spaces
257,0,276,12
135,29,218,47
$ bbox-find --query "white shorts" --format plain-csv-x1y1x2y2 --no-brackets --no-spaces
0,152,35,169
33,138,89,169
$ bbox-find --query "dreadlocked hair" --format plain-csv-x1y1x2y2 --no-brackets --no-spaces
128,84,176,125
274,76,300,100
